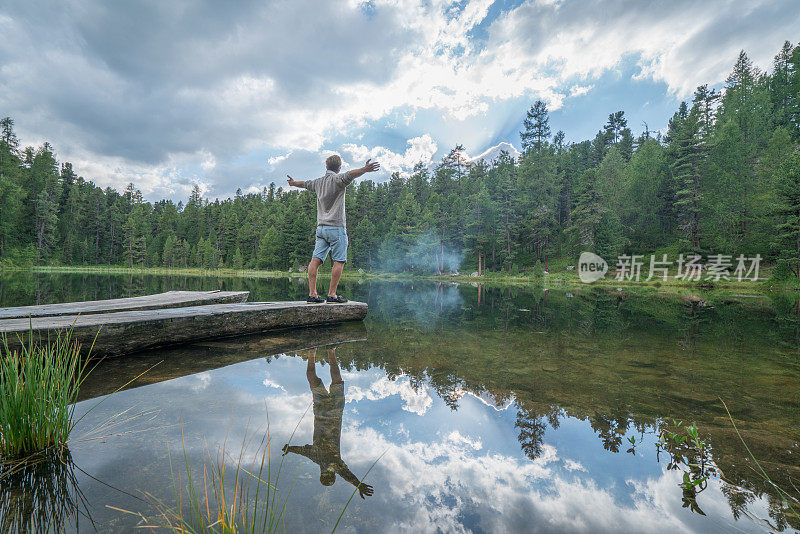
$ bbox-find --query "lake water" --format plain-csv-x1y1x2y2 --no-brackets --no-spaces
1,272,799,533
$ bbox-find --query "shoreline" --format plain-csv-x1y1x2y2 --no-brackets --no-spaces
3,264,797,297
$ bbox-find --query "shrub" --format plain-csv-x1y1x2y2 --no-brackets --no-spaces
771,258,797,281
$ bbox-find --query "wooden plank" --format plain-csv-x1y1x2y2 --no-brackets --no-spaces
77,322,367,401
0,301,368,357
0,290,250,319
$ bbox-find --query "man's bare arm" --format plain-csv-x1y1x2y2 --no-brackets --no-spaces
287,175,305,188
334,460,374,498
345,159,380,181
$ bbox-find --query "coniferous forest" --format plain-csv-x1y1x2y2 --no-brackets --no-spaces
2,45,800,276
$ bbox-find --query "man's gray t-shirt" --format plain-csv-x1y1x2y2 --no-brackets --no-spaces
303,170,355,227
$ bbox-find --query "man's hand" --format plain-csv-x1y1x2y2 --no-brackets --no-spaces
358,482,374,499
287,175,302,188
362,159,380,173
346,159,381,181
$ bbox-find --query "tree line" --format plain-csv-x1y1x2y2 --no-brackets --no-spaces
1,43,800,276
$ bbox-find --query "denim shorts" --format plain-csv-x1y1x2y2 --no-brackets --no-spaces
312,225,348,263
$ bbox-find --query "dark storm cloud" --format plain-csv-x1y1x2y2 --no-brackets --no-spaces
0,0,410,164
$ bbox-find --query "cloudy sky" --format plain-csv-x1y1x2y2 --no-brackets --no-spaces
1,0,798,202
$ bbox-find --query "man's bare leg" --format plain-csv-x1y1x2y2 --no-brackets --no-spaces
308,258,323,298
327,348,342,384
306,348,321,386
329,261,345,297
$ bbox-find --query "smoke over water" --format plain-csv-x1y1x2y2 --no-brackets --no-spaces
375,231,464,273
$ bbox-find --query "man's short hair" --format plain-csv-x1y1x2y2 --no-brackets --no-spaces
326,154,342,173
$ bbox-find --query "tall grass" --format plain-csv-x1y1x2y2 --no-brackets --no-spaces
142,424,296,534
0,331,93,459
115,414,379,533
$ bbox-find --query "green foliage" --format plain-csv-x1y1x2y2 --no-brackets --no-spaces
0,246,36,268
771,258,796,281
775,149,800,275
258,227,281,270
232,246,244,270
520,100,550,154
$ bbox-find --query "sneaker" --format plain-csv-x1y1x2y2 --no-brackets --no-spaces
326,295,348,303
307,295,325,303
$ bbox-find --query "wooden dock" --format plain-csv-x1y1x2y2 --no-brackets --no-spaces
0,290,249,319
0,294,368,357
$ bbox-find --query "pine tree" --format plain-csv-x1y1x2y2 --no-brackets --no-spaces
604,111,628,144
0,118,23,257
567,168,608,256
520,100,551,154
191,242,201,267
775,149,800,277
392,191,421,240
202,236,216,269
671,108,706,249
692,85,720,138
33,179,60,262
162,234,177,267
351,216,376,269
232,246,244,270
258,227,281,269
123,212,146,266
0,117,20,176
618,128,634,161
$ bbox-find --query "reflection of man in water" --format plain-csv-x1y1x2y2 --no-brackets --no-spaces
282,347,374,499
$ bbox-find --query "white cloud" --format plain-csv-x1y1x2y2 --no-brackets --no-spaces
267,152,292,168
69,148,214,199
342,134,438,176
262,376,287,392
338,424,767,533
187,372,212,391
347,374,434,415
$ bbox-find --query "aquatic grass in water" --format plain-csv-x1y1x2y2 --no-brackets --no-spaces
0,331,94,459
117,412,378,533
656,402,800,527
720,399,800,526
0,448,92,534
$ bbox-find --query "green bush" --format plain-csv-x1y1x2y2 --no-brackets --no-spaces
771,258,797,281
0,246,37,269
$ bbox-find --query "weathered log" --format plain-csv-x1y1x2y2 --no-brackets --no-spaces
0,290,249,319
0,301,368,357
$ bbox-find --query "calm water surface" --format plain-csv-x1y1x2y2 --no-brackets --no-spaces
1,272,799,533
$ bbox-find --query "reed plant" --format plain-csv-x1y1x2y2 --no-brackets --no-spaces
720,399,799,526
0,331,93,459
117,416,379,533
